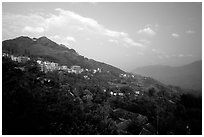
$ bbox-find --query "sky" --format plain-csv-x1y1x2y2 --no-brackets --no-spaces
2,2,202,71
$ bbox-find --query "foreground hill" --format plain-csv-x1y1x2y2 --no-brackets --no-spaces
132,61,202,92
2,56,202,135
2,36,124,75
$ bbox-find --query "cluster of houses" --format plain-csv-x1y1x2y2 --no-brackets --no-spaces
3,53,83,74
36,60,84,74
108,90,140,97
3,53,31,63
119,73,135,78
36,59,103,74
3,53,103,75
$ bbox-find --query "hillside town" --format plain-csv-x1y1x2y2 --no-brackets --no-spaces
2,53,102,74
2,52,145,98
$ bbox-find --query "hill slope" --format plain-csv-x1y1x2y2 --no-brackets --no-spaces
2,36,124,75
132,61,202,91
2,36,202,135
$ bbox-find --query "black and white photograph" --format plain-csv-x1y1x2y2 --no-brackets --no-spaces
2,2,202,135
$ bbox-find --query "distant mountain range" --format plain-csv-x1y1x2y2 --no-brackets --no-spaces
2,36,124,75
132,61,202,91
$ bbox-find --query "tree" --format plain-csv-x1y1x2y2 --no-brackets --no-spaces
148,88,156,97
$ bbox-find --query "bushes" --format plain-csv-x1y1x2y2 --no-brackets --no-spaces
2,57,202,135
148,87,156,97
180,94,202,134
2,58,117,134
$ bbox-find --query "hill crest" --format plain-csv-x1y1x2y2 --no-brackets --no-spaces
2,36,124,74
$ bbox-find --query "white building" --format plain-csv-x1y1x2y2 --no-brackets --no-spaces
134,91,140,95
118,93,124,96
61,65,67,70
71,65,82,74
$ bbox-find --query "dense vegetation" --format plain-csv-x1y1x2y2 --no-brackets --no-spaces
2,57,202,135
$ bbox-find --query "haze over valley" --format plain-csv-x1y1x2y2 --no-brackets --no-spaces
132,60,202,92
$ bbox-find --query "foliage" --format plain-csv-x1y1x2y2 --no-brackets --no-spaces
2,57,202,135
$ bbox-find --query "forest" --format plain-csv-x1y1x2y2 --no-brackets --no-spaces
2,56,202,135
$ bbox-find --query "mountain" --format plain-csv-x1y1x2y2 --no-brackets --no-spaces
132,61,202,91
3,36,202,135
2,36,124,75
3,36,185,94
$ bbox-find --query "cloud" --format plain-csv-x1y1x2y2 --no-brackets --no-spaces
66,36,76,42
22,26,45,33
178,54,184,57
54,8,101,30
185,30,195,34
139,39,151,45
3,8,144,48
152,48,194,59
178,54,193,57
105,30,128,37
52,8,144,48
137,26,156,36
122,37,144,47
109,39,119,44
171,33,180,38
3,13,46,39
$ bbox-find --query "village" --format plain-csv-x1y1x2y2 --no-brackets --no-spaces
2,53,102,74
3,53,145,98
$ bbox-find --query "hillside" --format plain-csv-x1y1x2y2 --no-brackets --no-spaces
3,55,202,135
2,36,179,92
132,61,202,91
2,36,124,75
2,36,202,135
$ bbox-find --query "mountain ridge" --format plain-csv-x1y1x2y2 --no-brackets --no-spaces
132,60,202,91
2,36,125,74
